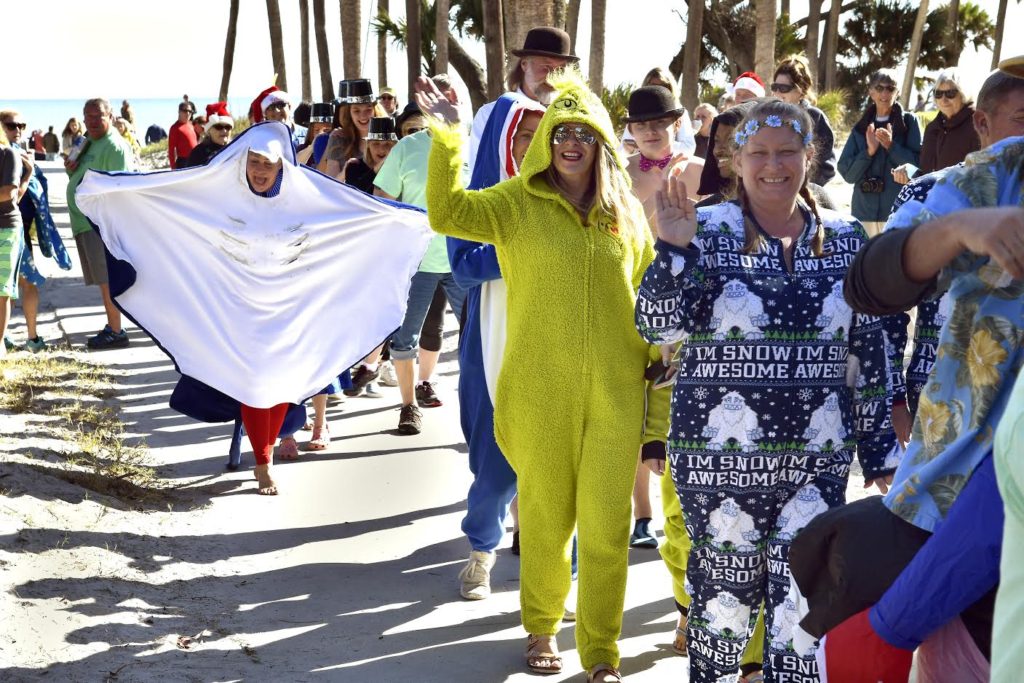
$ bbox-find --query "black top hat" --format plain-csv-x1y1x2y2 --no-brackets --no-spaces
345,79,376,104
310,102,336,123
623,86,685,123
510,26,579,62
335,80,351,105
365,117,398,141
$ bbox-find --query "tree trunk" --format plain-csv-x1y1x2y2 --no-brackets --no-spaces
448,35,489,111
946,0,961,65
552,0,566,28
266,0,288,90
483,0,506,99
299,0,312,102
820,0,840,91
805,0,822,82
991,0,1009,69
313,0,334,100
565,0,582,53
589,0,606,93
903,0,930,108
377,0,389,88
340,0,362,79
753,0,776,80
781,0,790,19
503,0,556,58
406,0,421,96
219,0,240,102
681,0,704,113
435,0,450,73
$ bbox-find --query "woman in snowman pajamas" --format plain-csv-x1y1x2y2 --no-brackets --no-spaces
635,99,896,683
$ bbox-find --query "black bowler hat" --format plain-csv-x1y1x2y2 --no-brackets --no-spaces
365,117,398,141
310,102,335,123
510,26,579,62
345,79,376,104
335,80,351,105
623,86,684,123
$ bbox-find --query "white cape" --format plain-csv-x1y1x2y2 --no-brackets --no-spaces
77,122,433,408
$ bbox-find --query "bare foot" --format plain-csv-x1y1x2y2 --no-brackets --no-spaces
673,613,687,655
254,464,278,495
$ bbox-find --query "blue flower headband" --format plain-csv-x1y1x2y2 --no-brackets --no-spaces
734,115,814,147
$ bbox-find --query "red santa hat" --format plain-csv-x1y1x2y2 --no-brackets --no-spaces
205,102,234,132
249,86,280,124
733,71,766,98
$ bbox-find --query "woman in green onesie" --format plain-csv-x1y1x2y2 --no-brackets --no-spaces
418,71,656,683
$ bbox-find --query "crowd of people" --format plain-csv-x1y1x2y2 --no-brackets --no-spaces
2,23,1024,683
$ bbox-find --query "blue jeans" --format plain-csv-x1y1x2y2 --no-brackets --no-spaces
390,271,466,361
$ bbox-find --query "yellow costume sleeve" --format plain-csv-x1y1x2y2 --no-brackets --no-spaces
425,121,521,246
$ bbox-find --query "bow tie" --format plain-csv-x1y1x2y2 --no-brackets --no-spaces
638,153,672,172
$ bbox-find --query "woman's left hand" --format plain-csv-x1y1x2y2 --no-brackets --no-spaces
653,175,698,248
875,124,893,150
865,474,894,494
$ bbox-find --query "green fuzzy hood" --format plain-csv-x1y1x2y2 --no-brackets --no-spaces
518,69,624,195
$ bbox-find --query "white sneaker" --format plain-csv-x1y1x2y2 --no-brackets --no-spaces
458,550,496,600
379,361,399,387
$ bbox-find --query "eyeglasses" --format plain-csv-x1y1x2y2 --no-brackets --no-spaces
212,124,233,132
403,126,425,136
552,124,597,146
873,84,897,93
770,82,796,94
934,88,960,100
2,121,27,130
379,94,396,101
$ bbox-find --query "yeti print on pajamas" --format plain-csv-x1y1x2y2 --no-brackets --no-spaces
702,391,764,451
706,497,762,550
703,590,752,638
710,279,769,338
776,485,830,541
815,280,853,338
803,392,847,451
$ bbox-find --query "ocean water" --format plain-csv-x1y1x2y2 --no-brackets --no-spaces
3,97,252,137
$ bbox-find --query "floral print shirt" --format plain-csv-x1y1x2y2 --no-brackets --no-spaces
883,136,1024,532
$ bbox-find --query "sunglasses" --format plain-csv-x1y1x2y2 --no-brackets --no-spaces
934,88,960,100
266,102,289,111
2,121,27,130
873,84,897,93
211,124,233,132
770,82,796,94
552,124,597,146
380,94,396,100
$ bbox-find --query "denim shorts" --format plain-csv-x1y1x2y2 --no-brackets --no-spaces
390,270,466,361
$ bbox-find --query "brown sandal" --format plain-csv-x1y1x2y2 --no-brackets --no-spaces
525,634,562,675
588,663,622,682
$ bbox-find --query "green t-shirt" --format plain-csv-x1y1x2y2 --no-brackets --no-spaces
67,131,134,236
373,131,451,273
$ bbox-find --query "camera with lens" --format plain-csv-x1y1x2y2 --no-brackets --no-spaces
859,176,886,194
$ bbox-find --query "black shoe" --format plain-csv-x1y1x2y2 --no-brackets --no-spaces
630,518,659,549
415,380,442,407
397,404,422,435
344,364,380,396
510,530,520,556
87,325,129,350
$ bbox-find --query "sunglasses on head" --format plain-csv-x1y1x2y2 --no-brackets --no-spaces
770,82,796,94
552,124,597,146
873,84,897,93
934,88,960,100
2,121,27,130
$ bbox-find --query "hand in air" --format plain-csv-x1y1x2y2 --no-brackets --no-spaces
654,175,698,248
875,123,894,150
956,207,1024,280
413,77,460,125
865,123,879,156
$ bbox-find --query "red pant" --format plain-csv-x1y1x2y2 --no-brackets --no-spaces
240,403,289,465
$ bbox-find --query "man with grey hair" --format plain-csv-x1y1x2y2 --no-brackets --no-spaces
65,97,136,349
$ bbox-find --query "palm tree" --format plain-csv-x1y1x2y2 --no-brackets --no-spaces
503,0,556,58
313,0,334,100
483,0,506,99
820,0,841,91
990,0,1020,69
804,0,823,82
681,0,704,113
266,0,288,90
902,0,930,108
435,0,450,73
565,0,582,53
589,0,606,93
406,0,421,96
300,0,313,102
341,0,362,79
946,0,961,65
219,0,240,102
378,0,389,87
753,0,776,80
